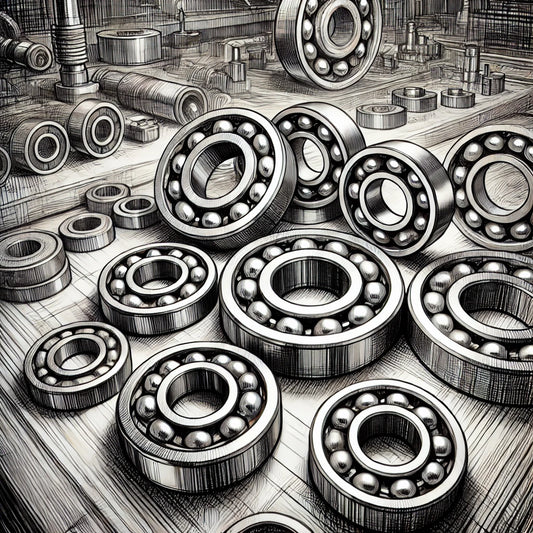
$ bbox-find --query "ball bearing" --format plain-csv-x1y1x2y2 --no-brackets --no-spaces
24,322,131,410
58,213,115,252
309,379,467,532
275,0,382,90
356,104,407,130
339,140,454,257
225,513,312,533
116,342,281,492
98,243,217,335
273,102,366,224
220,229,404,378
444,125,533,251
154,108,297,250
86,182,131,216
391,87,438,113
408,250,533,404
112,195,160,230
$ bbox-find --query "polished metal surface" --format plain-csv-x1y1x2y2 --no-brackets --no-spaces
220,229,404,378
392,87,438,113
225,513,313,533
274,102,366,224
0,36,53,72
97,28,162,65
309,379,467,532
444,124,533,251
275,0,382,90
116,342,281,492
58,213,115,253
339,140,454,257
154,108,297,250
86,182,131,216
0,145,12,186
356,104,407,130
98,243,218,335
24,321,131,410
408,250,533,405
441,88,475,109
112,195,160,230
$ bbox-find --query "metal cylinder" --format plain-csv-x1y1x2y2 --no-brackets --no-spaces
97,29,162,65
463,44,480,84
0,36,53,72
92,68,208,125
406,21,417,52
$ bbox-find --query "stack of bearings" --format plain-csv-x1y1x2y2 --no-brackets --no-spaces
0,230,71,302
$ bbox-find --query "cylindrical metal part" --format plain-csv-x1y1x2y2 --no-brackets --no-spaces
92,68,208,125
0,146,11,186
86,182,131,215
59,213,115,252
391,87,438,113
406,21,417,52
441,88,475,109
356,104,407,130
97,29,162,65
463,44,480,84
0,36,53,72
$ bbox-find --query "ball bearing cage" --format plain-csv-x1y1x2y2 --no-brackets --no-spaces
154,108,297,250
220,229,404,378
408,250,533,404
444,125,533,251
339,140,454,257
274,102,366,224
309,380,467,532
275,0,382,90
98,243,217,335
116,342,281,492
59,213,115,252
225,513,312,533
24,321,131,410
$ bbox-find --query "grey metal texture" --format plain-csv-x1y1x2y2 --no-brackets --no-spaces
58,213,115,253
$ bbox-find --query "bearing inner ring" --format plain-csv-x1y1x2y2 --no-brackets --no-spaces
156,362,240,429
122,197,153,214
91,115,116,147
34,133,61,163
288,131,330,187
5,238,43,259
69,215,104,233
347,404,431,478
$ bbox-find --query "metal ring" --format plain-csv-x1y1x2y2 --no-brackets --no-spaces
391,87,438,113
98,242,218,335
154,108,297,250
441,88,475,109
408,250,533,404
356,104,407,130
273,102,366,224
58,213,115,253
225,513,313,533
309,379,467,532
0,145,11,186
86,182,131,216
220,229,404,378
112,195,160,230
116,342,281,492
274,0,382,90
444,125,533,251
339,140,454,257
24,322,131,410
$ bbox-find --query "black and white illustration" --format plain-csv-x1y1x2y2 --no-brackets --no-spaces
1,1,533,532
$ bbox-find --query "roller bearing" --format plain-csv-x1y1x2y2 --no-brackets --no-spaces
220,229,403,378
408,250,533,404
86,182,131,216
59,213,115,252
98,243,218,335
440,88,475,109
116,342,281,492
339,140,454,257
356,104,407,130
391,87,438,113
310,379,467,532
24,322,131,410
273,102,366,224
225,513,312,533
112,195,160,230
444,125,533,251
275,0,382,90
154,108,297,250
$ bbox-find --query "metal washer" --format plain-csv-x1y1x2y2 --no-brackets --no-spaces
59,212,115,252
86,182,131,216
112,195,160,230
392,87,438,113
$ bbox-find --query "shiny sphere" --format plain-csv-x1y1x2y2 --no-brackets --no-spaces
239,391,262,418
243,257,266,278
168,180,182,200
313,318,342,335
364,282,387,306
519,345,533,360
220,416,247,438
318,181,335,197
349,253,367,266
463,142,483,162
361,19,373,39
120,294,143,307
278,120,293,137
247,301,272,324
422,462,445,485
297,115,313,130
237,122,257,139
359,0,370,16
114,264,127,279
433,435,453,457
355,43,366,58
314,58,330,75
126,255,142,267
449,329,472,347
359,260,379,281
333,61,349,77
355,166,366,181
253,134,270,156
263,246,284,261
94,366,110,377
43,375,58,385
34,351,46,369
276,317,304,335
417,192,429,210
146,249,162,258
429,271,453,293
455,189,469,209
302,19,314,40
190,266,207,283
169,249,184,259
239,372,259,391
485,221,506,240
303,42,318,61
390,479,417,499
452,263,475,280
525,145,533,163
363,157,380,173
386,158,402,174
511,222,531,240
258,156,275,178
484,134,505,151
171,153,187,173
413,406,438,430
184,430,212,448
465,209,482,228
107,350,119,364
353,472,380,494
159,359,180,376
329,450,353,474
157,295,178,306
292,238,317,250
407,171,422,189
479,342,507,359
229,202,250,221
179,283,198,299
509,136,526,153
187,131,205,149
423,292,445,314
317,125,333,142
386,393,410,408
453,166,467,185
212,120,233,134
413,215,427,232
355,393,379,410
306,0,318,15
298,186,314,200
514,268,533,282
236,279,258,301
144,373,163,393
332,167,342,183
149,419,175,442
135,395,157,420
480,261,508,274
348,305,375,326
174,201,195,223
184,352,206,363
110,279,126,297
212,354,232,366
354,207,369,228
249,182,267,203
202,211,222,228
227,360,248,378
373,229,390,245
324,241,349,256
331,407,355,430
330,144,342,162
348,182,360,200
324,429,346,452
431,313,454,334
394,230,419,248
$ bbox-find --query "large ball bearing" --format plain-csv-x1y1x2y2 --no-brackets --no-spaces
116,342,281,492
444,125,533,251
220,229,404,378
274,102,366,224
408,250,533,404
339,140,454,257
98,243,217,335
309,379,467,532
275,0,382,90
24,322,131,410
154,108,297,250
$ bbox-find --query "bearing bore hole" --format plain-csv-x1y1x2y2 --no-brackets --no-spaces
238,527,292,533
328,7,356,47
133,258,183,290
169,368,228,419
292,137,325,182
72,216,102,232
272,258,349,305
182,94,203,122
36,135,59,160
95,185,121,197
94,118,113,143
125,198,151,211
6,239,42,257
404,87,425,98
359,413,422,466
460,281,533,330
55,338,100,370
478,163,529,214
365,178,409,226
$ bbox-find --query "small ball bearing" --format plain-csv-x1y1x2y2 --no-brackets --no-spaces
444,125,533,251
220,229,404,378
225,513,312,533
112,195,160,230
98,243,217,335
441,88,475,109
154,108,297,250
275,0,382,90
116,342,281,492
86,182,131,216
24,322,131,410
408,250,533,404
274,102,366,224
339,140,454,257
59,213,115,252
392,87,438,113
356,104,407,130
309,379,467,532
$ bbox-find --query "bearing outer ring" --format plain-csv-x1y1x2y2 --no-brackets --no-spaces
112,195,160,230
225,513,312,533
441,88,475,109
59,213,115,252
356,104,407,130
86,182,131,216
391,88,438,113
